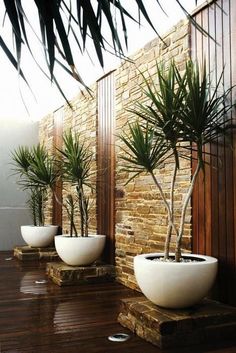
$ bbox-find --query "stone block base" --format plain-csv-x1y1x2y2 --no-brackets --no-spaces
46,261,116,286
14,246,59,261
118,296,236,349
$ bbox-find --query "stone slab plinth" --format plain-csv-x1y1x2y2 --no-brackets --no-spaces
46,261,116,286
118,296,236,349
14,246,59,261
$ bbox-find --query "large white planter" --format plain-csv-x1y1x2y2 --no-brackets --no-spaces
21,225,58,248
55,234,106,266
134,253,218,309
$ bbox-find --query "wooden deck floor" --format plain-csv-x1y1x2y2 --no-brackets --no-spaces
0,251,236,353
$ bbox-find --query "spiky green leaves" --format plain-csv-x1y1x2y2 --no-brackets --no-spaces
120,122,171,183
180,61,234,167
58,130,93,236
27,145,59,189
12,144,58,190
1,0,160,94
120,59,235,261
11,146,32,175
122,60,235,175
2,1,211,96
12,144,58,226
132,61,187,167
59,130,93,188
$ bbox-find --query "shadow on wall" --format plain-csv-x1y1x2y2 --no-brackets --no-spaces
0,117,39,250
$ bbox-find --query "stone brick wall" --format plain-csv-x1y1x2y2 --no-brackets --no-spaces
114,19,191,289
39,86,97,234
39,19,192,291
39,113,54,225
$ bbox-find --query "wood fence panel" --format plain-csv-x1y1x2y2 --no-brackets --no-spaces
97,72,116,264
52,108,63,232
191,0,236,305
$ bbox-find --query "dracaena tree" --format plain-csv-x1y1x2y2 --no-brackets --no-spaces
12,144,59,226
120,60,235,262
58,130,94,237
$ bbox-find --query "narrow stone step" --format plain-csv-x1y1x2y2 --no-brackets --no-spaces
118,296,236,349
14,246,59,261
46,261,116,286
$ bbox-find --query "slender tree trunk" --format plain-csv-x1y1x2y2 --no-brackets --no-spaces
70,213,73,237
38,191,44,226
164,164,177,260
150,171,179,243
175,161,201,262
84,210,89,237
79,192,84,236
53,190,78,236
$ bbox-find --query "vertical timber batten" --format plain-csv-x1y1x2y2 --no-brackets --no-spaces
191,0,236,305
97,72,116,264
52,108,63,232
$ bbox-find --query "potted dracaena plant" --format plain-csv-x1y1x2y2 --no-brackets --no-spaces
54,130,106,266
11,144,59,247
120,60,235,308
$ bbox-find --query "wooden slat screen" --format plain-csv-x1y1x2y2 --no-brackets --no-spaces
191,0,236,305
52,108,63,232
97,72,116,264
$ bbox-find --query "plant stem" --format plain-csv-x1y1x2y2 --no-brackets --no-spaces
175,160,201,262
164,163,177,260
38,191,44,226
70,213,73,237
150,171,179,240
53,190,78,236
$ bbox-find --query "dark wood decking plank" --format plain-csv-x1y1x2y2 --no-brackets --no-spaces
0,251,236,353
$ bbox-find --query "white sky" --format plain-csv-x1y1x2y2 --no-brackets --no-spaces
0,0,204,122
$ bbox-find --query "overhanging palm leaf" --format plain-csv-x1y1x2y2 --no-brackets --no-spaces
2,1,215,95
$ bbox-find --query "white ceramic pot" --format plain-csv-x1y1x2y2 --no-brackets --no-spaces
21,225,58,248
134,253,218,309
55,234,106,266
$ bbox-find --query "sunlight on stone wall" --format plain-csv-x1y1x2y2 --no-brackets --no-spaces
39,19,192,291
114,19,191,289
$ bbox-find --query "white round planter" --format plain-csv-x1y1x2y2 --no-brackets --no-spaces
21,225,58,248
55,234,106,266
134,253,218,309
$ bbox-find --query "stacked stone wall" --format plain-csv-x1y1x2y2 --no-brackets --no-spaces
39,113,54,225
114,19,191,289
39,19,192,291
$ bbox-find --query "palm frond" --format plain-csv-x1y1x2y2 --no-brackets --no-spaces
130,62,188,167
11,146,32,175
2,0,217,94
120,122,171,177
179,60,235,168
59,130,93,187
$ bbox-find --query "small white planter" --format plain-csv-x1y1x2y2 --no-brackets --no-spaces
21,225,58,248
55,234,106,266
134,253,218,309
